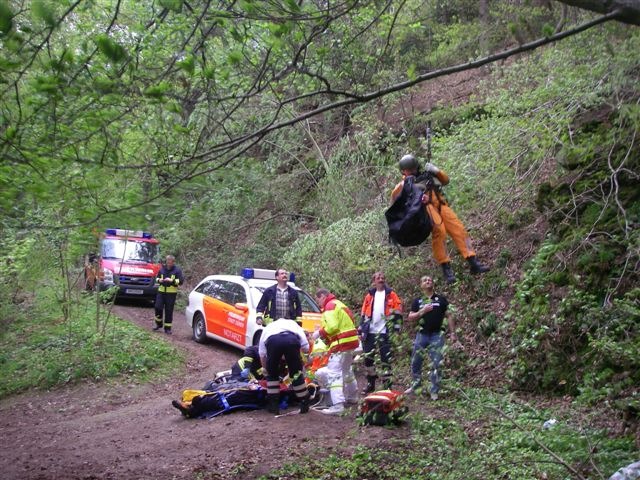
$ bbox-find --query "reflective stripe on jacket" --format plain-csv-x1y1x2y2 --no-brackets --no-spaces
319,294,359,353
156,265,184,293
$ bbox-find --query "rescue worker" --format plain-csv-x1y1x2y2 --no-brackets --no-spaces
359,271,403,394
230,345,264,381
392,154,489,284
312,288,360,415
258,317,311,416
256,268,303,325
306,338,332,410
153,255,184,334
405,275,459,400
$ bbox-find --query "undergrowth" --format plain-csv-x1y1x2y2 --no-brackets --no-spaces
261,387,638,480
0,290,184,398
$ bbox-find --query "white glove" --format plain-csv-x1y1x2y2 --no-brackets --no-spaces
425,162,440,174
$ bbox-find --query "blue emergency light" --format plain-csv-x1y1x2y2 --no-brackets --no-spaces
241,267,296,283
105,228,153,239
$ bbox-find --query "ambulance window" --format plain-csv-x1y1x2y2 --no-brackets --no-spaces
226,283,247,305
195,280,212,294
298,289,321,313
198,280,222,299
216,280,239,305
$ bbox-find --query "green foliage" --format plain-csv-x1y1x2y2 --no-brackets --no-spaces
95,34,127,63
261,387,638,480
31,0,57,28
0,0,13,36
159,0,183,13
0,290,183,398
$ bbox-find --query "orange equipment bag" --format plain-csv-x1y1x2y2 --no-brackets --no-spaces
358,389,408,426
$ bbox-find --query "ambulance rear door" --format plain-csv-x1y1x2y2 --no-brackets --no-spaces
202,279,249,348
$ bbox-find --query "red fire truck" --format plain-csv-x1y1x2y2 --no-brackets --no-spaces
84,228,162,301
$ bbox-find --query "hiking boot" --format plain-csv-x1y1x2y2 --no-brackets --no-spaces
441,263,456,284
467,256,490,274
164,329,172,335
321,403,345,415
266,396,280,415
299,398,310,414
404,380,422,396
153,324,163,331
172,400,190,417
361,376,376,395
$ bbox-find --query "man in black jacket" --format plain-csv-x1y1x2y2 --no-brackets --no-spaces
256,268,302,325
153,255,184,334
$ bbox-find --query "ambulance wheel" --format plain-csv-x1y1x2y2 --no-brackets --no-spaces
193,313,207,344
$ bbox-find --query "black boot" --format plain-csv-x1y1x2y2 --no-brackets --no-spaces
441,263,456,284
467,256,490,274
362,376,376,395
267,395,280,415
299,397,310,414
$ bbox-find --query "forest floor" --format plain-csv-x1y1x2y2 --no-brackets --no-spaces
0,301,434,480
1,300,630,480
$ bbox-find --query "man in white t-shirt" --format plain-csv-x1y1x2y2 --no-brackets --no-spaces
359,271,403,394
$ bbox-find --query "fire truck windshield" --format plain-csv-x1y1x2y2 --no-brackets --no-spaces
101,238,158,263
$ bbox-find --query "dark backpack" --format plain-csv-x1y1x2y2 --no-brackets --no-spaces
385,176,432,247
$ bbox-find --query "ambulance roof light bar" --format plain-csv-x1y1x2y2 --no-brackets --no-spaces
241,267,296,283
105,228,153,239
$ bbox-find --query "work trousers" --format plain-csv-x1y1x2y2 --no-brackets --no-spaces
155,292,177,331
427,202,475,264
265,333,307,402
362,333,392,383
325,351,358,406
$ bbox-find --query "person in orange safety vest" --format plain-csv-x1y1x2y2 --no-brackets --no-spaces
359,271,403,394
392,154,489,284
312,288,359,415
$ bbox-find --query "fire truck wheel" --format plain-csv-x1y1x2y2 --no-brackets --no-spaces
193,312,208,344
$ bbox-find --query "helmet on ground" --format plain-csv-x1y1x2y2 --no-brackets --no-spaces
398,154,419,171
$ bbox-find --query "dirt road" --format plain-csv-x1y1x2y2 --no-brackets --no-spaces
0,302,402,479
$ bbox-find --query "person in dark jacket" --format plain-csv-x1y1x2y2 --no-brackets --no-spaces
256,268,302,324
153,255,184,334
230,345,264,381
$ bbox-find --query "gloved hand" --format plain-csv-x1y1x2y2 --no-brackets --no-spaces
425,162,440,174
240,368,250,379
256,313,264,326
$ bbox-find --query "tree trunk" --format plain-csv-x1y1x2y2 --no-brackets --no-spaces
557,0,640,26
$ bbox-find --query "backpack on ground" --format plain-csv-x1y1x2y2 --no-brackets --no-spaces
385,176,432,247
357,389,408,426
